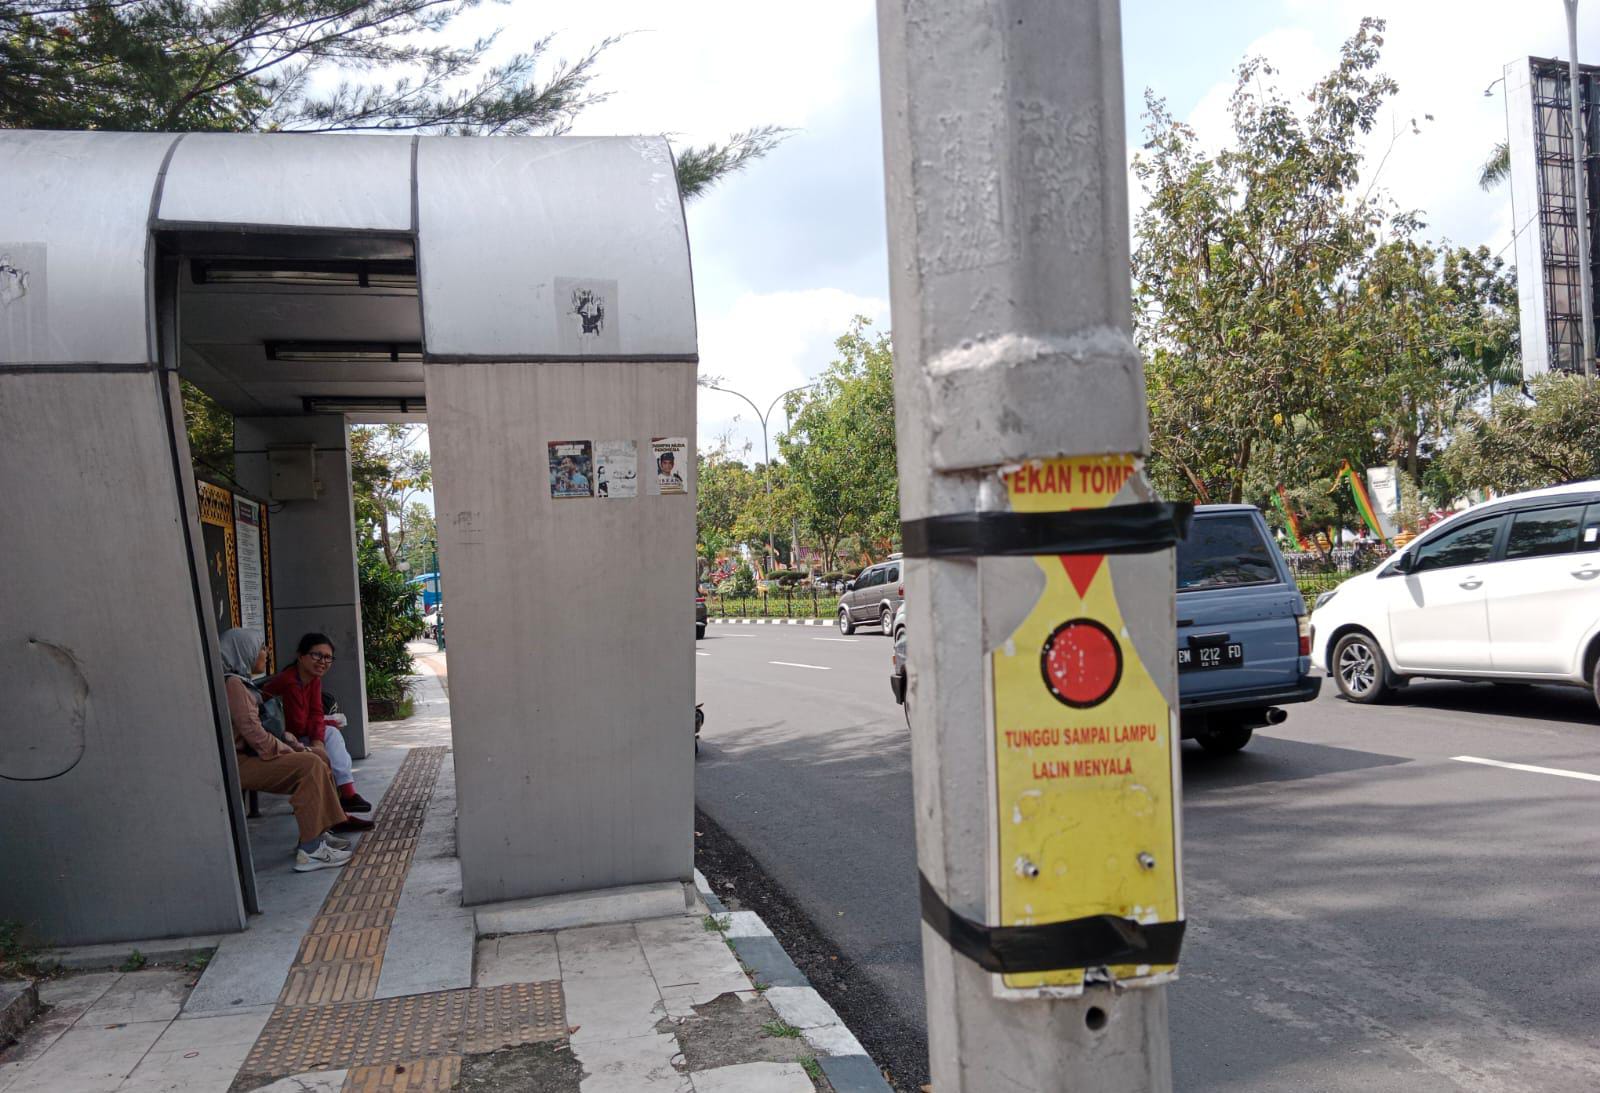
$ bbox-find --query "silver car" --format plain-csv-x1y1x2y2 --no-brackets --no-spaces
838,556,904,634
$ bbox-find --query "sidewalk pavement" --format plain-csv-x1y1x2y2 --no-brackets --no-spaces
0,661,888,1093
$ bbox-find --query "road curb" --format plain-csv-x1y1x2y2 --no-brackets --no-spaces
709,617,837,626
692,870,892,1092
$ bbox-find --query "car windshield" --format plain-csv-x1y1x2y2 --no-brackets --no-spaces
1177,514,1279,591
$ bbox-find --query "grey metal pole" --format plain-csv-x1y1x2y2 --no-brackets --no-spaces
876,1,1176,1090
1567,0,1596,376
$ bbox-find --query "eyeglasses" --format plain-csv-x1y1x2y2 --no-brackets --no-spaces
304,652,335,664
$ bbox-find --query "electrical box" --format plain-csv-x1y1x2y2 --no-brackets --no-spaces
267,444,320,501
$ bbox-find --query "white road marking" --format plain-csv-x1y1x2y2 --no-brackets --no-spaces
695,652,710,657
813,637,860,643
769,661,831,671
1452,755,1600,784
716,633,758,638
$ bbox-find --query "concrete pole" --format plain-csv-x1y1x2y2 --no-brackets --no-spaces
1564,0,1596,376
876,1,1174,1090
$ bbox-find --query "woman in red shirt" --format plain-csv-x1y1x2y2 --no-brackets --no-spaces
263,632,372,812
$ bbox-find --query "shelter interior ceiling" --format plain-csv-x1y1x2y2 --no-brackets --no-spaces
172,233,425,421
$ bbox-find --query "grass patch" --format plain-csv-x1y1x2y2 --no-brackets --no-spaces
761,1018,802,1039
119,949,148,972
702,914,730,933
799,1055,823,1081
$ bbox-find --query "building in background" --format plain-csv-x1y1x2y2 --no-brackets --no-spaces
1505,55,1599,377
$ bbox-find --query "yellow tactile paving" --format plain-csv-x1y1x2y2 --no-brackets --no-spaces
343,1054,462,1093
235,746,569,1089
280,747,445,1008
243,983,564,1077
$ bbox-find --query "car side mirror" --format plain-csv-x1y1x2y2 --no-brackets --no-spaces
845,580,855,591
1391,552,1413,575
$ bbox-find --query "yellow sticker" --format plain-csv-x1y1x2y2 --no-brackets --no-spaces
990,455,1181,995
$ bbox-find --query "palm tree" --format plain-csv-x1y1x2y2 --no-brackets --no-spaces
1478,141,1511,191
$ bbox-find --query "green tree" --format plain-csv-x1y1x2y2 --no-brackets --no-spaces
349,425,431,567
397,502,437,575
1133,19,1400,504
1478,141,1511,191
695,443,762,569
1433,374,1600,496
182,380,236,481
777,318,898,572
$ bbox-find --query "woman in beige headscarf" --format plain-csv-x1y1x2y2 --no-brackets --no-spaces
220,628,370,872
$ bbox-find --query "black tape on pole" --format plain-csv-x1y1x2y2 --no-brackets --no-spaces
920,873,1185,975
901,501,1193,559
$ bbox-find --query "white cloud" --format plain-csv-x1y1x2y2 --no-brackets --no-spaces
696,287,889,457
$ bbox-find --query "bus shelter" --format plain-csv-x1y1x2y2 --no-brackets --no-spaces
0,131,698,945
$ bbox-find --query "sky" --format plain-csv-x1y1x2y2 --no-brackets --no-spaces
420,0,1600,466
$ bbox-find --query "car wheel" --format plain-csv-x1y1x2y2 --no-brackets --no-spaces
838,608,855,635
881,606,894,633
1332,632,1391,704
1198,726,1252,754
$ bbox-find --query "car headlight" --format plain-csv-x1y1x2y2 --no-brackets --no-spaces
1314,589,1337,611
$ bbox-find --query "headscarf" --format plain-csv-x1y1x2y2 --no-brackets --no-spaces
220,628,265,679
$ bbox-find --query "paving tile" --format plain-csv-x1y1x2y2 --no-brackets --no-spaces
557,924,651,980
763,987,838,1030
1,982,106,1066
38,972,123,1012
816,1054,894,1092
475,933,561,988
4,1020,167,1093
115,1008,273,1092
563,968,664,1045
719,912,772,939
800,1023,866,1057
82,969,192,1026
249,1069,348,1092
636,918,751,1012
691,1061,812,1093
573,1032,689,1092
727,937,808,989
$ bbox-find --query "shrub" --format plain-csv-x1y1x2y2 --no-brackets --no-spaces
358,539,425,703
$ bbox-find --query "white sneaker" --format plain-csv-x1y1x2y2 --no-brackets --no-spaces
322,834,352,850
294,843,353,872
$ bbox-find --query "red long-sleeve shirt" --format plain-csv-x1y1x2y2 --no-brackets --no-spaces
263,667,325,743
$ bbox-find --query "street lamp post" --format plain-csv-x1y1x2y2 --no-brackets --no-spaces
706,382,817,574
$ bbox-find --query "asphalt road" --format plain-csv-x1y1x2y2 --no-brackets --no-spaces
693,622,1600,1092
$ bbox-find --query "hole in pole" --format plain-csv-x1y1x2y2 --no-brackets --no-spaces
1085,1006,1108,1032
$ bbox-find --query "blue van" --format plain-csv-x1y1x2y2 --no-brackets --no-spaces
1176,505,1320,753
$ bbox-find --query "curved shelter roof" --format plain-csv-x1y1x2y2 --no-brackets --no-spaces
0,132,697,411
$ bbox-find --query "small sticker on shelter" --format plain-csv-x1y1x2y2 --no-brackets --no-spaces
596,440,638,499
548,440,595,499
650,437,688,495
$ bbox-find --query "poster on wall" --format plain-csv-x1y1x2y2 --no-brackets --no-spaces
595,440,638,499
649,437,688,496
201,522,233,634
548,440,595,498
234,497,266,633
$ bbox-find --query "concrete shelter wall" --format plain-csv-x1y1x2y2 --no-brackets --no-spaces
233,417,368,757
0,369,245,946
425,360,696,904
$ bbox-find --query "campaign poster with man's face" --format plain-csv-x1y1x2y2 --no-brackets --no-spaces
549,440,595,499
650,437,688,496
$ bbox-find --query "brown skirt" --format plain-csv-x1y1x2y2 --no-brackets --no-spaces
236,750,346,845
